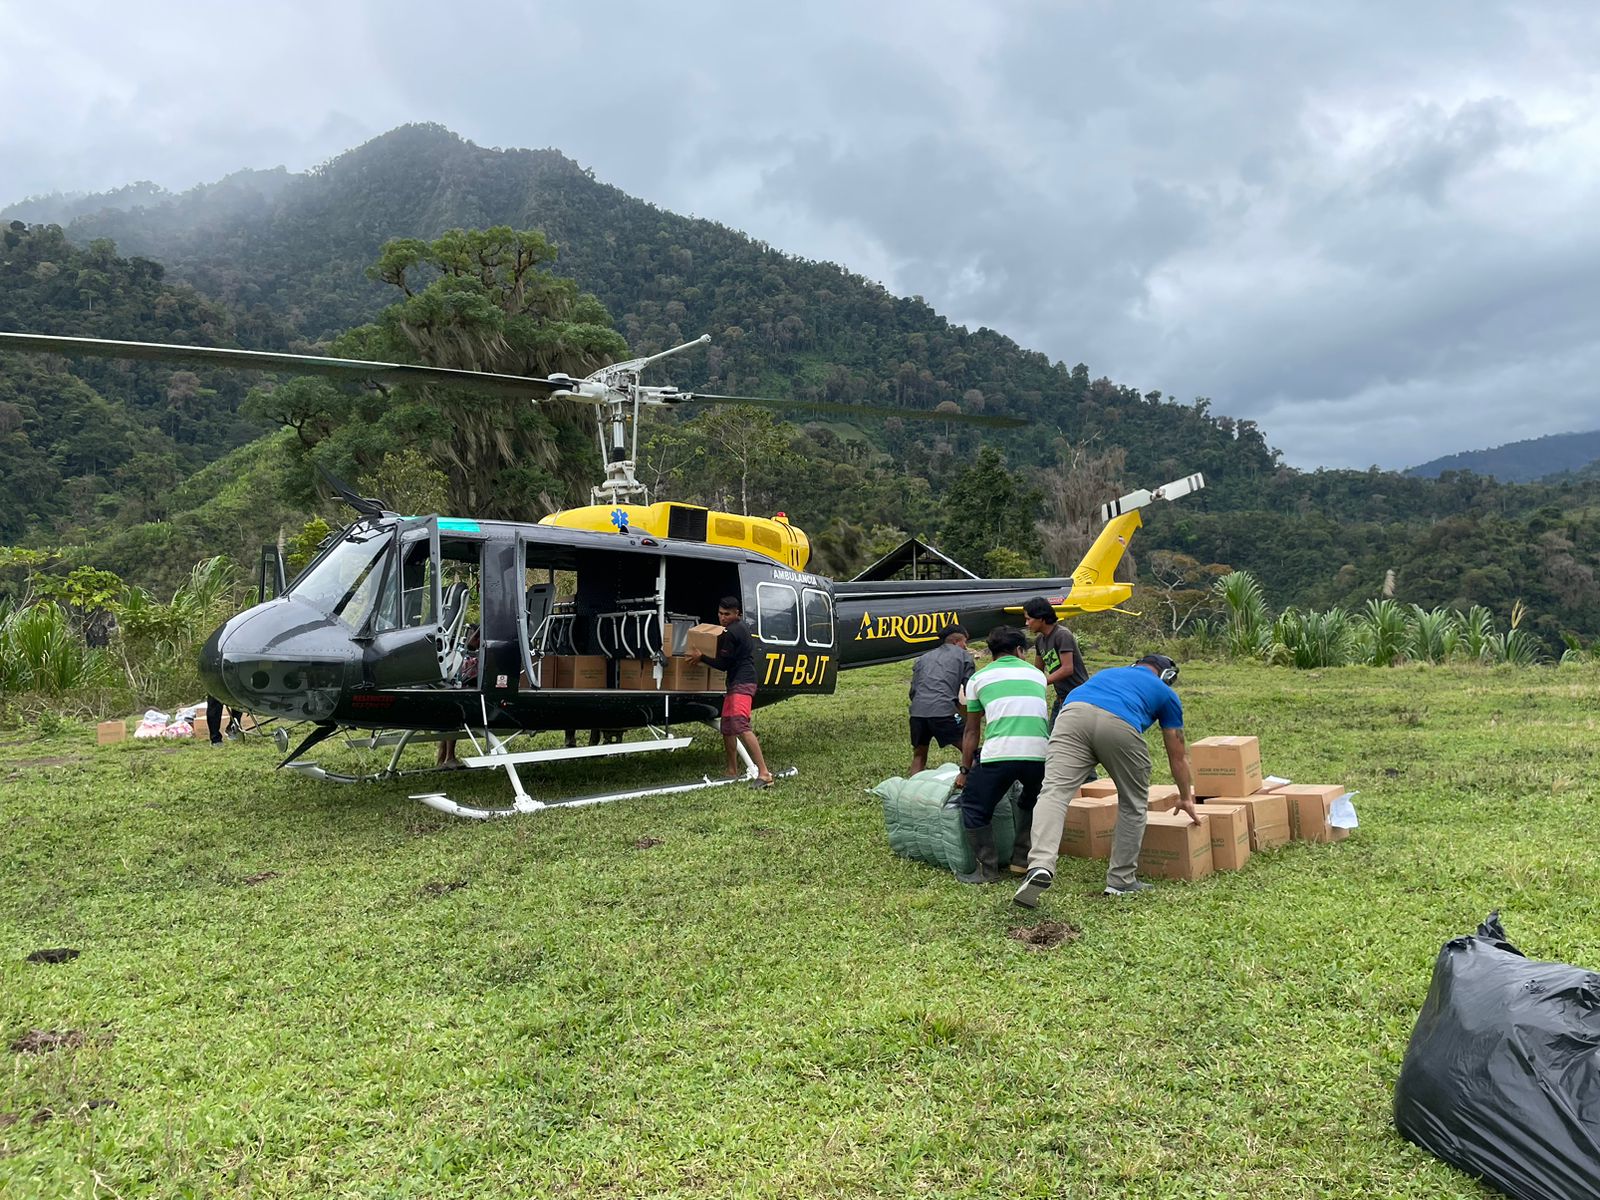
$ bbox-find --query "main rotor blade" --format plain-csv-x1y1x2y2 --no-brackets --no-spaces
673,392,1027,429
0,332,565,399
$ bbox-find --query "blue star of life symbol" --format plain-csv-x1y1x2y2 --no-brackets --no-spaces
610,508,630,532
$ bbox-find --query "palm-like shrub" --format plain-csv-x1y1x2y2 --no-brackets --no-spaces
1357,598,1411,666
1459,606,1497,664
1273,607,1358,669
1214,571,1272,660
1408,606,1461,664
1486,600,1544,666
0,599,112,695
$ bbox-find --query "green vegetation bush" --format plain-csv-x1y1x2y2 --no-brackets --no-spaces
0,553,242,721
1189,571,1553,670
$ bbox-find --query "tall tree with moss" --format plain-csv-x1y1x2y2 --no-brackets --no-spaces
244,227,627,519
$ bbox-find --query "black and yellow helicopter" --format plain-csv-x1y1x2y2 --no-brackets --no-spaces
0,330,1203,816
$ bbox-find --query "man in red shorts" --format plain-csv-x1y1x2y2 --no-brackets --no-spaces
686,595,776,788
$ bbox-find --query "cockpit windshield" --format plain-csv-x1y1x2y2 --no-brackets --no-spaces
286,524,392,629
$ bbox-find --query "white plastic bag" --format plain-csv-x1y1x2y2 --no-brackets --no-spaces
1330,792,1359,829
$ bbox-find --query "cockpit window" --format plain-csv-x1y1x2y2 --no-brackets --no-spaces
287,525,392,630
374,534,437,631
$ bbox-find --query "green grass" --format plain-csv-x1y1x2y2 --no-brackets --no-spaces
3,660,1598,1198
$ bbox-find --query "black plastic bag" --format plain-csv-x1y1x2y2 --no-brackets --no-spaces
1394,912,1600,1199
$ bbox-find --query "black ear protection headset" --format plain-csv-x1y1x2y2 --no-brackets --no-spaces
1137,654,1180,684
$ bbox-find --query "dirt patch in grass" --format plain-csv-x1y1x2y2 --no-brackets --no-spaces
749,826,780,838
25,947,80,964
421,879,468,896
241,871,280,886
1007,921,1082,950
634,836,665,849
10,756,84,770
10,1028,88,1054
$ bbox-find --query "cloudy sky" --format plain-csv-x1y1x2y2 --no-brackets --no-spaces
4,0,1598,470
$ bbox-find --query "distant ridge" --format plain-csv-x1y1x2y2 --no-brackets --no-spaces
1406,429,1600,484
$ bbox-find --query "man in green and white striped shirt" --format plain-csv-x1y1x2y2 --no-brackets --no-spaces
952,626,1050,884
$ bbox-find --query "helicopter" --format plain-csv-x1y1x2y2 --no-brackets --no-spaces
0,330,1205,817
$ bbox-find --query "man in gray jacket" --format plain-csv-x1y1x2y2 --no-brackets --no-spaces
907,625,974,776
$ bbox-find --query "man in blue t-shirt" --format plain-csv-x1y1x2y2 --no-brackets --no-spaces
1014,653,1200,908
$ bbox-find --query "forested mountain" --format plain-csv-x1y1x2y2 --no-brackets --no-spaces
3,124,1599,645
2,124,1278,502
0,222,290,541
1407,429,1600,484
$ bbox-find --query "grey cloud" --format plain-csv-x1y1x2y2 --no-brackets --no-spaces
2,0,1598,470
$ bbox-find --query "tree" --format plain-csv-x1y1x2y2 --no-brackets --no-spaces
1035,439,1127,576
684,406,799,515
936,447,1043,574
359,449,451,517
253,227,629,520
1148,550,1231,634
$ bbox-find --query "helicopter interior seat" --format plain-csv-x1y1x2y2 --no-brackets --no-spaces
525,582,554,645
438,581,471,682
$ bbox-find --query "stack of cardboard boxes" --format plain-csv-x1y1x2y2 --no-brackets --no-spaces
1057,733,1354,882
535,621,729,692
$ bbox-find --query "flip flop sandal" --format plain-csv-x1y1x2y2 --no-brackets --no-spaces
750,776,776,790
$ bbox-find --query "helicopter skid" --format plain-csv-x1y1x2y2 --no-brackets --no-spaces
281,760,463,785
457,737,692,769
412,765,800,819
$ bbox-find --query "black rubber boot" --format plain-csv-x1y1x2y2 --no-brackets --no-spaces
1009,805,1034,875
955,825,1003,884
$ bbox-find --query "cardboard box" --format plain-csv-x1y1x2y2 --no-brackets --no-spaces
1189,735,1263,797
96,719,126,746
1138,811,1214,881
1061,795,1118,859
684,623,725,659
705,667,725,691
1078,779,1119,799
570,655,609,689
520,656,560,688
1209,792,1290,851
616,659,653,690
1196,802,1252,871
661,656,708,690
1280,784,1350,843
1147,784,1180,811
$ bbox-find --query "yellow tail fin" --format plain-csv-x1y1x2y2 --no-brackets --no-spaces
1072,511,1143,588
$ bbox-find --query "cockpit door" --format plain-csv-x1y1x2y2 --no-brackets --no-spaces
364,516,450,689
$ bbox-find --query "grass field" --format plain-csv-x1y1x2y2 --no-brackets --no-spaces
3,659,1598,1198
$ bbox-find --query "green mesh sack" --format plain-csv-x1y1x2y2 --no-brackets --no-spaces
874,764,1018,875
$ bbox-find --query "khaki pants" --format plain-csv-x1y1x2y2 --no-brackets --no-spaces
1028,702,1153,889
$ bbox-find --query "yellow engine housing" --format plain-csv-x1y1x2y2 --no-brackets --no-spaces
540,502,811,570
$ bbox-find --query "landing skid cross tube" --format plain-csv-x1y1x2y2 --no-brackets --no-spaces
410,726,798,819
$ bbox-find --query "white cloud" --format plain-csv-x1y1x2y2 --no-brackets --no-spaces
2,0,1598,469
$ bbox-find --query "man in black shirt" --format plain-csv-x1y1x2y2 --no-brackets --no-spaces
907,624,973,776
686,595,776,788
1024,597,1089,727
